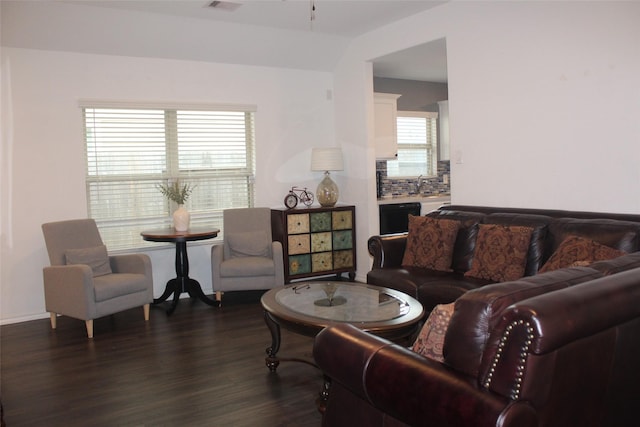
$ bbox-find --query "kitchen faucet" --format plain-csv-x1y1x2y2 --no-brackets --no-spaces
415,175,424,194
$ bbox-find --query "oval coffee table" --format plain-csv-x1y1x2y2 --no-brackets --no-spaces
261,281,424,372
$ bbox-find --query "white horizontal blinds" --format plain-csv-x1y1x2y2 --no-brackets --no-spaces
387,112,438,178
84,108,169,250
83,104,256,250
176,110,255,212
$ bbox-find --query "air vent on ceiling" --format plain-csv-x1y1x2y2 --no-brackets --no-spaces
208,1,242,12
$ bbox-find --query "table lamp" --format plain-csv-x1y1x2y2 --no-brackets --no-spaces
311,147,344,207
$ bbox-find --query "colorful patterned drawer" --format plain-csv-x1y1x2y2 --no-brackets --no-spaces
271,205,356,283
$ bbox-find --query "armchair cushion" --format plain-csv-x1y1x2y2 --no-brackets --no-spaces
465,224,533,282
402,216,460,272
65,245,112,277
93,273,150,302
227,231,271,258
538,235,625,273
220,256,275,277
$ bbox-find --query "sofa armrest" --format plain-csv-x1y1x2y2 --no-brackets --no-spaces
474,268,640,422
367,234,408,269
313,324,538,427
505,268,640,355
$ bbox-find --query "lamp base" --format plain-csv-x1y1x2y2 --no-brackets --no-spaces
316,172,339,207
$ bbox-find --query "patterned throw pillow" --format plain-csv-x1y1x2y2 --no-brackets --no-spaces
464,224,533,282
401,216,461,272
412,303,455,362
539,235,625,273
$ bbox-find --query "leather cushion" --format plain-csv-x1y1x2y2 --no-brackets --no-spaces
402,216,460,272
539,235,625,273
546,218,640,255
65,245,112,277
367,268,488,312
588,251,640,275
465,224,533,282
412,302,454,362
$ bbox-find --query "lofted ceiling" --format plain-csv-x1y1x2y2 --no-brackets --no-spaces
2,1,450,82
372,38,448,84
63,0,446,37
61,0,449,82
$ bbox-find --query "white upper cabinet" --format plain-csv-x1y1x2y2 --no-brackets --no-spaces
438,100,450,161
374,93,401,160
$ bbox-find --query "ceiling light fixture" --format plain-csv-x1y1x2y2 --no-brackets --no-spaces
207,1,242,12
310,0,316,29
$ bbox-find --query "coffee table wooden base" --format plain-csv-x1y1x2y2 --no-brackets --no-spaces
263,311,322,372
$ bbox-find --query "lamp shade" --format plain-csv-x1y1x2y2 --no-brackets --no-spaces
311,148,344,172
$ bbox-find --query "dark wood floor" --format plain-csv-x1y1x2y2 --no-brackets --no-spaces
1,292,323,427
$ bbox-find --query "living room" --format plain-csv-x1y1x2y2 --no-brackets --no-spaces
2,0,638,326
1,1,639,423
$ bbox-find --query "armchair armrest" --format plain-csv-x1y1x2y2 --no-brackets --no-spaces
313,324,538,427
367,234,408,269
109,253,151,276
42,265,95,320
271,241,284,285
211,244,224,291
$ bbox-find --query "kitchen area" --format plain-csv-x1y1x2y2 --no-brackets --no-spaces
376,161,451,234
373,69,451,235
377,172,451,234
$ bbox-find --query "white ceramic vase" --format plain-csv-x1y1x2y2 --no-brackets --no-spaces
173,205,190,231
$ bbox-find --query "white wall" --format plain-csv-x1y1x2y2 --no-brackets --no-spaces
3,0,640,323
1,47,336,323
336,1,640,277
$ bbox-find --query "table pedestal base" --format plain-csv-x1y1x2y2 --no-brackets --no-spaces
153,277,219,315
153,240,219,315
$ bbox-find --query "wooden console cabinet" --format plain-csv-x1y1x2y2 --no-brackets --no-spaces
271,205,356,283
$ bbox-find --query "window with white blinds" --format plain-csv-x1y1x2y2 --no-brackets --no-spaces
82,102,256,250
386,111,438,178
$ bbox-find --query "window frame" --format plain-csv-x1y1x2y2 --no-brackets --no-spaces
386,111,438,179
80,100,257,251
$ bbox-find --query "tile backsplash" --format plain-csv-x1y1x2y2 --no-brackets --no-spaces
376,160,450,197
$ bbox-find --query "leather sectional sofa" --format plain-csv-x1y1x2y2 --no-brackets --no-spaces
313,205,640,426
367,205,640,313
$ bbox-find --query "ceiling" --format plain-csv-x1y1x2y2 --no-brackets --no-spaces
65,0,445,37
372,38,448,83
62,0,449,82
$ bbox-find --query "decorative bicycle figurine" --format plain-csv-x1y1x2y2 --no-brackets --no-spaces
284,186,314,209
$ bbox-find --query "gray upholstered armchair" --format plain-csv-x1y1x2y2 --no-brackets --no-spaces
41,219,153,338
211,208,284,302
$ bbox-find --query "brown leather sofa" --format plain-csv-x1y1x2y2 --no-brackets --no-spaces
314,251,640,426
315,205,640,426
367,205,640,313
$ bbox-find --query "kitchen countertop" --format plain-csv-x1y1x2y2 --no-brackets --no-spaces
377,195,451,205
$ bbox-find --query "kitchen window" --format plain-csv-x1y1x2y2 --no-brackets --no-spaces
82,101,256,250
386,111,438,178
